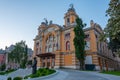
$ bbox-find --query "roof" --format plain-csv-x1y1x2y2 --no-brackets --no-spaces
36,53,55,58
0,49,5,54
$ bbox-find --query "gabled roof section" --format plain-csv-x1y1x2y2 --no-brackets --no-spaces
47,24,63,30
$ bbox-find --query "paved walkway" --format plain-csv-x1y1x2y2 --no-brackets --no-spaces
22,69,120,80
0,68,120,80
62,69,120,80
29,70,68,80
7,68,32,79
85,71,120,80
0,75,8,80
0,68,32,80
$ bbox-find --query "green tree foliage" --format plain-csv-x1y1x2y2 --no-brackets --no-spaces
27,60,32,65
103,0,120,52
73,17,86,70
8,40,28,68
7,77,12,80
13,76,23,80
0,63,6,71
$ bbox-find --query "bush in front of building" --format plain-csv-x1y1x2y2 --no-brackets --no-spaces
27,60,32,65
13,76,23,80
26,60,32,68
6,69,15,73
101,71,120,76
0,63,6,71
0,69,15,75
7,77,12,80
24,68,56,79
37,68,56,76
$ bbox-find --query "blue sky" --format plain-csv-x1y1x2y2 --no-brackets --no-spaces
0,0,109,49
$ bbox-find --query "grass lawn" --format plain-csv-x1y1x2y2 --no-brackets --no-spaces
101,71,120,76
24,68,56,79
0,69,15,75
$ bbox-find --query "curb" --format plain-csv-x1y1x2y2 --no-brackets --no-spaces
28,70,59,80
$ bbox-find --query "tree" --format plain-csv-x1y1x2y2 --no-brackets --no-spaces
0,63,6,71
8,40,28,69
102,0,120,53
20,45,28,68
73,17,86,70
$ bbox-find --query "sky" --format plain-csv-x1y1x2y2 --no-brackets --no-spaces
0,0,109,50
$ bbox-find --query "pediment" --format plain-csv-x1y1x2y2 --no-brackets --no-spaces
48,24,62,30
44,24,62,34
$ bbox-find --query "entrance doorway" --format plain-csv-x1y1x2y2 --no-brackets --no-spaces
37,53,55,68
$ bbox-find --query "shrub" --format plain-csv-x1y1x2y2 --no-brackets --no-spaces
7,77,12,80
24,76,29,79
24,68,56,78
41,73,46,76
30,74,39,78
13,76,23,80
45,68,49,70
27,60,32,65
0,72,5,75
0,69,15,75
6,69,15,73
0,63,6,71
38,68,44,72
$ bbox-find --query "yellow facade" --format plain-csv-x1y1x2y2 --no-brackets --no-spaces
33,6,120,70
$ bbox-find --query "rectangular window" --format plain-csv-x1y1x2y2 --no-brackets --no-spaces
85,56,92,64
49,47,52,52
85,34,89,38
67,18,70,23
85,41,90,50
65,33,70,39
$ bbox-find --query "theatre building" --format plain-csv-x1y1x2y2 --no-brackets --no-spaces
33,6,120,70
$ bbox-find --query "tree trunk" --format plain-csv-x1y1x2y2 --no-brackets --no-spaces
79,59,85,70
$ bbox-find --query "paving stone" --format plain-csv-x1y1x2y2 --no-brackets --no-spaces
1,68,120,80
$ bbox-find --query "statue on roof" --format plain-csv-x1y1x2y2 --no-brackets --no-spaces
68,4,75,12
49,20,53,25
44,18,48,25
90,20,94,27
69,4,74,9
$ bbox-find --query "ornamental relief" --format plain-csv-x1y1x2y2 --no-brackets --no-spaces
45,35,57,52
44,27,59,35
64,29,70,34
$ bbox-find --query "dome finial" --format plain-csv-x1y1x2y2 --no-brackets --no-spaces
69,4,74,9
68,4,75,12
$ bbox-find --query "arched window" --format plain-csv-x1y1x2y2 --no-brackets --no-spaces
49,35,53,41
66,41,70,50
53,36,56,41
45,34,55,52
40,47,41,53
49,45,52,52
67,18,70,23
47,40,48,43
36,48,38,54
45,46,48,52
53,43,56,51
36,42,39,48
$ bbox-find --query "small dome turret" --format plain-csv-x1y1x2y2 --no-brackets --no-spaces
64,4,78,27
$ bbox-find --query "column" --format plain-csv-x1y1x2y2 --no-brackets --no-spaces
40,58,42,68
98,57,102,71
105,60,108,71
50,57,52,69
45,57,47,68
